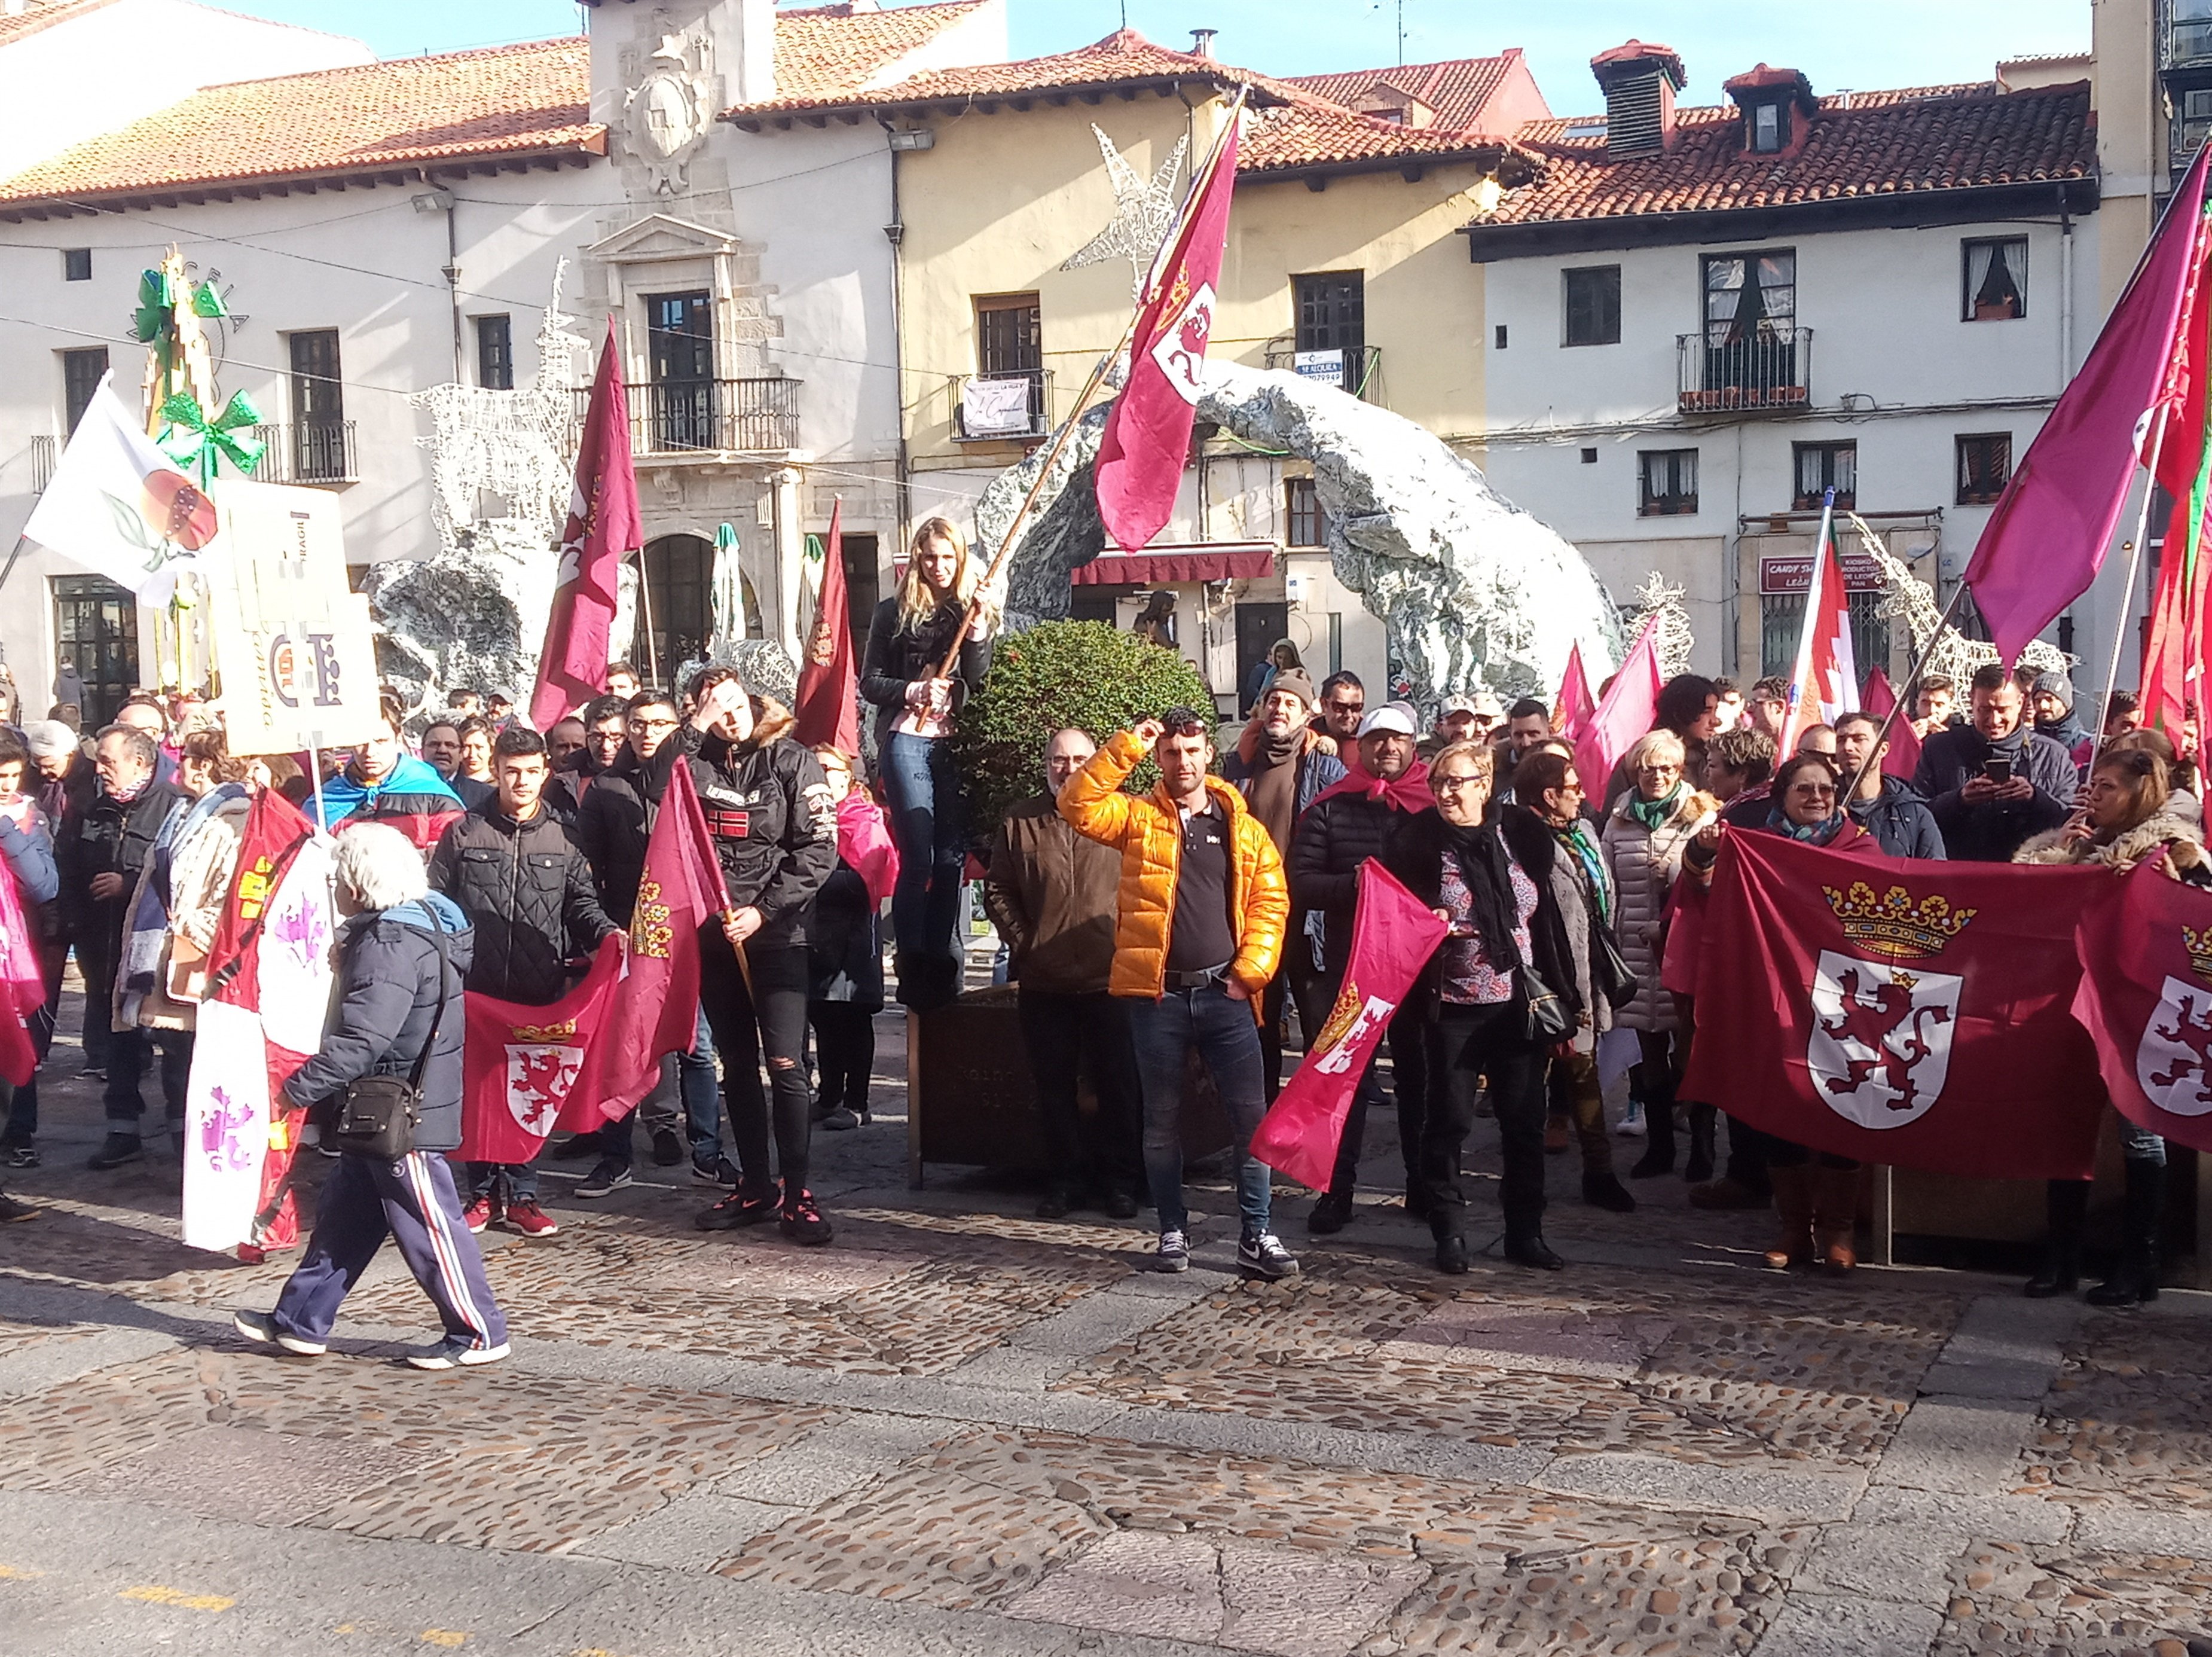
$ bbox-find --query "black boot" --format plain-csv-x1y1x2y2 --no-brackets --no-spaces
1629,1094,1676,1179
2024,1179,2088,1298
896,953,962,1014
1684,1102,1716,1185
2087,1159,2165,1306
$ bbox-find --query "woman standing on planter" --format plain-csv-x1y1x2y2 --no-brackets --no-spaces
861,517,992,1011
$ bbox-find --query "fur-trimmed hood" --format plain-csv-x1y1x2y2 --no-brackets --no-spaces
2015,811,2206,871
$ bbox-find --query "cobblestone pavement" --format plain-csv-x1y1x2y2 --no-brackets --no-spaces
5,991,2212,1655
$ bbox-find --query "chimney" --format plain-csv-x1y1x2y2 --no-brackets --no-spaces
1589,39,1687,158
1190,28,1217,59
1722,64,1817,156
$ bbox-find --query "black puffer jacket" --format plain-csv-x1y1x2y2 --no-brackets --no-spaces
679,698,837,948
858,595,992,753
63,777,182,948
572,747,660,926
428,805,615,1005
283,895,473,1154
1288,789,1431,979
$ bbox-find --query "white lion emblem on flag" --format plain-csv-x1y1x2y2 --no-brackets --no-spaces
2137,975,2212,1117
505,1043,581,1136
1149,279,1216,405
1807,950,1960,1130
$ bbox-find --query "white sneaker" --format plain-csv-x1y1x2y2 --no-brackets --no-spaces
1617,1102,1647,1139
406,1338,510,1371
231,1308,325,1356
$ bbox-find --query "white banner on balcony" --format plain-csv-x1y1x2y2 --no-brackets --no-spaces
204,481,382,755
962,376,1032,437
23,375,226,602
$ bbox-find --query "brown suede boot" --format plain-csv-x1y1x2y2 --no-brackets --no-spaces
1813,1164,1860,1274
1764,1164,1814,1271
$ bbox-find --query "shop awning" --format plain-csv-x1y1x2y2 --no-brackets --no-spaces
1070,542,1277,585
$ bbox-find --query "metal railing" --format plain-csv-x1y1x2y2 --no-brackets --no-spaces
29,435,54,495
1676,327,1812,414
583,377,802,456
1264,343,1382,400
251,420,357,484
955,369,1052,440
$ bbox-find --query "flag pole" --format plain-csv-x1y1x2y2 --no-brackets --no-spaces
636,551,662,689
2093,416,2171,749
931,88,1249,683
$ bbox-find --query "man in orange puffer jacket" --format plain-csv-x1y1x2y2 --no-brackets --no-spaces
1058,709,1295,1281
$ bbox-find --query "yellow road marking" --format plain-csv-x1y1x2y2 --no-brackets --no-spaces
0,1564,45,1580
119,1584,235,1612
419,1633,468,1649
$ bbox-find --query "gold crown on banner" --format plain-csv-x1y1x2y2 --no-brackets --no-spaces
2184,924,2212,987
1820,881,1977,960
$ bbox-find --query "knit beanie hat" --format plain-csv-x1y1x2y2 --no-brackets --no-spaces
2031,669,2074,712
1269,667,1317,709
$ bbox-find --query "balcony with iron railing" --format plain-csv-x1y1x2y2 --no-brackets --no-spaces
1263,343,1382,400
251,420,358,485
1676,327,1813,415
955,369,1053,440
581,377,802,457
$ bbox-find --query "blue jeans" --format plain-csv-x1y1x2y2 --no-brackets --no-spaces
1126,981,1272,1238
881,732,965,962
598,1003,721,1170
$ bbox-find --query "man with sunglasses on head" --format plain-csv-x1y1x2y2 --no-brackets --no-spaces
1059,707,1297,1279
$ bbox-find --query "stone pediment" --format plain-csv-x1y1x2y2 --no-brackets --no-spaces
585,213,740,263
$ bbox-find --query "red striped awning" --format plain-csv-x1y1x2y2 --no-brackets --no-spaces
1070,542,1277,585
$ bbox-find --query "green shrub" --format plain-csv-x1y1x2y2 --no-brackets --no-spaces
952,620,1214,834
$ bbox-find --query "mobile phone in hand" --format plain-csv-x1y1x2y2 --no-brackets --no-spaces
1982,756,2013,785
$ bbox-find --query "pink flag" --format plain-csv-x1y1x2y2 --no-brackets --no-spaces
1962,145,2212,667
1095,106,1242,551
1251,862,1447,1191
1573,617,1663,809
1861,668,1921,781
531,316,642,732
1779,514,1858,753
1553,642,1595,744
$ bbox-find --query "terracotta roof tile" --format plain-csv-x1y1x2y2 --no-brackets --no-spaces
1282,52,1520,132
1241,100,1535,177
0,36,597,207
726,26,1305,121
0,0,109,47
1488,81,2094,228
769,0,991,100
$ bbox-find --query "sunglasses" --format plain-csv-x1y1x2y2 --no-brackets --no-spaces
1158,708,1209,737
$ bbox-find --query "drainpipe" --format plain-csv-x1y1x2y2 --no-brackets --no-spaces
878,118,910,540
417,169,463,382
2058,186,2075,385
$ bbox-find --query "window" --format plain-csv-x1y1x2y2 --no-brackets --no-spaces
61,347,108,434
1494,324,1508,349
1294,271,1365,355
1638,449,1697,517
1700,249,1798,396
1286,477,1324,546
1563,265,1621,346
62,248,90,282
1963,237,2026,321
646,290,713,449
475,315,513,390
1579,447,1599,464
53,574,138,730
1793,441,1856,511
1751,102,1782,153
974,292,1041,377
1957,432,2013,505
286,329,347,481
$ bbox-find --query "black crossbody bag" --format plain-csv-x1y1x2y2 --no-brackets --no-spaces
328,918,453,1161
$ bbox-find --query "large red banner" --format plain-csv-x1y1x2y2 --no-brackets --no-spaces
1681,833,2108,1179
456,936,627,1164
1251,862,1446,1191
2073,856,2212,1154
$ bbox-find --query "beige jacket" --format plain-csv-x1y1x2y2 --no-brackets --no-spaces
1599,787,1719,1033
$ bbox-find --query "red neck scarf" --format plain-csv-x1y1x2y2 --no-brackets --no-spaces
1310,759,1433,814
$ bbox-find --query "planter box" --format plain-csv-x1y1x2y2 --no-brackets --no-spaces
906,984,1232,1187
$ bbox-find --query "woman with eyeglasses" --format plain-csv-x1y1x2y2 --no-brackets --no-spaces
860,517,994,1011
1383,740,1580,1274
1599,730,1719,1183
1685,752,1874,1272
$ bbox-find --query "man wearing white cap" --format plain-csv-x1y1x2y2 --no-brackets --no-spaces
1286,704,1435,1232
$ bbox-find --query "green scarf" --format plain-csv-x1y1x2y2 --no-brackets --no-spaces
1624,782,1685,831
1553,817,1611,926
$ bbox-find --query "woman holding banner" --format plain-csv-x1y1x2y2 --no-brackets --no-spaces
1385,740,1576,1275
2015,747,2207,1305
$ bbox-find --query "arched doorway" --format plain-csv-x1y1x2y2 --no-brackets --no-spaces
638,533,711,682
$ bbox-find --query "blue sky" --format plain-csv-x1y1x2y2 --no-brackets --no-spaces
223,1,2090,111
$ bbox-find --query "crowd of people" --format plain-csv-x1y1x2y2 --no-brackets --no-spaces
0,520,2192,1365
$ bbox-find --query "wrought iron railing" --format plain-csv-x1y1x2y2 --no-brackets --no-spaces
29,435,54,495
1676,327,1812,414
584,377,802,455
1264,344,1382,400
251,420,357,484
955,369,1052,440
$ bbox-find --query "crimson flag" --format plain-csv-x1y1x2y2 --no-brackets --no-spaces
2073,857,2212,1154
1574,617,1661,809
1963,145,2212,667
530,316,642,732
1553,641,1595,745
1680,831,2107,1180
578,759,728,1121
792,498,860,755
1860,668,1921,782
1251,862,1446,1191
456,936,627,1163
1095,104,1242,551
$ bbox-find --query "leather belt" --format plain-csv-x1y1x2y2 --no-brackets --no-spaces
1162,965,1229,989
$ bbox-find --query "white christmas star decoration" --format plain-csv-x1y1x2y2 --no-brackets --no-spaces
1062,125,1187,299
